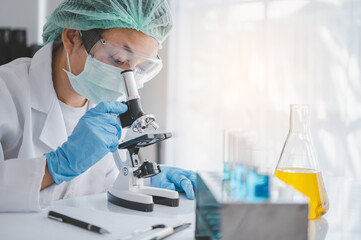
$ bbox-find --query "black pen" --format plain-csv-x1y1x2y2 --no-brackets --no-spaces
48,210,110,235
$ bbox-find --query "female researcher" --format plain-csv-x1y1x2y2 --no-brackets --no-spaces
0,0,196,211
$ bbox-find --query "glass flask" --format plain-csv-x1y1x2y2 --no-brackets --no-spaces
275,104,329,219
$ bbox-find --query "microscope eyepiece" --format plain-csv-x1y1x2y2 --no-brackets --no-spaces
119,70,159,132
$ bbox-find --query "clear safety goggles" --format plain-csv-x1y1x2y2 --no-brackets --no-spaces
81,30,163,84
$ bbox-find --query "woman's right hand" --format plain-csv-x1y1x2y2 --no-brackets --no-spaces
44,101,127,184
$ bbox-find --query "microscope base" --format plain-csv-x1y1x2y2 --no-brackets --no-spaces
107,186,179,212
108,191,154,212
137,186,179,207
153,195,179,207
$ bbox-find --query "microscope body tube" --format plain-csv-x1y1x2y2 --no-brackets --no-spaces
123,69,140,100
120,70,145,128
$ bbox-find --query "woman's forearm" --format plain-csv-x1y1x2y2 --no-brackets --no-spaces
41,163,55,190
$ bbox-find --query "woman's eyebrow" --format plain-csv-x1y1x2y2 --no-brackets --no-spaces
123,44,134,54
121,43,158,58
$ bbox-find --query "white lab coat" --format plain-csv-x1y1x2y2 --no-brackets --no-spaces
0,43,120,212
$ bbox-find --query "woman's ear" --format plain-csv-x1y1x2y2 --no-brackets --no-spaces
62,29,82,55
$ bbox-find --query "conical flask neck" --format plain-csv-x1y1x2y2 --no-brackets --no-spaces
290,105,311,133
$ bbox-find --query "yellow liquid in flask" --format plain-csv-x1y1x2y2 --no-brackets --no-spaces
275,168,329,219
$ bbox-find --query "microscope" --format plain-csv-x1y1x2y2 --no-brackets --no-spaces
107,70,179,212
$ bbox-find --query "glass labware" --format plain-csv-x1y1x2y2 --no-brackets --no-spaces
275,104,329,219
223,129,269,202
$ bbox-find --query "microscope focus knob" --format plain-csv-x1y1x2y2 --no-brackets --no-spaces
133,161,161,178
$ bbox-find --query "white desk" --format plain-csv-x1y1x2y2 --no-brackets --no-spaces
1,175,360,240
0,194,195,240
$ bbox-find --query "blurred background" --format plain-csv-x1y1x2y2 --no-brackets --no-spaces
1,0,360,181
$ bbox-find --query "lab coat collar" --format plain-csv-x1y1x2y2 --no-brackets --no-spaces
29,42,57,114
29,42,68,150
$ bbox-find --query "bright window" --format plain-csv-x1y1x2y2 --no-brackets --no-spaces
165,0,361,181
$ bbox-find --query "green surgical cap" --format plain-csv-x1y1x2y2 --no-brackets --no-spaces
42,0,173,48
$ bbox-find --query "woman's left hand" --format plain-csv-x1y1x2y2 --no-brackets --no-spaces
150,166,197,200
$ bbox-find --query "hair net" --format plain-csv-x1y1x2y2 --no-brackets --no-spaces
42,0,173,48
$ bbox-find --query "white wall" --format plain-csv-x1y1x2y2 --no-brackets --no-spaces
0,0,63,45
0,0,39,45
166,0,361,181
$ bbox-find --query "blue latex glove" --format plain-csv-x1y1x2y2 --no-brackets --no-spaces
44,101,127,184
151,166,197,200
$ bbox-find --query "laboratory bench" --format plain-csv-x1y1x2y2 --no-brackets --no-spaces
0,174,360,240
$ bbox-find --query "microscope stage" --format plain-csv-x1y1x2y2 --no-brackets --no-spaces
118,133,172,149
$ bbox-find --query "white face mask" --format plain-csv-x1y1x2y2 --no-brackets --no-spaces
63,52,131,104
